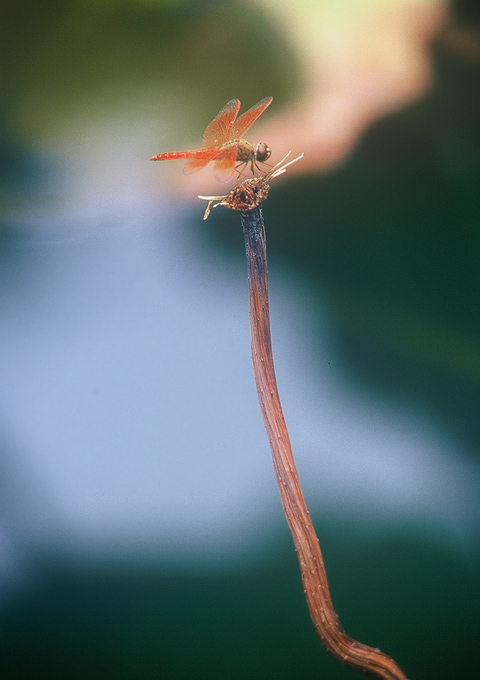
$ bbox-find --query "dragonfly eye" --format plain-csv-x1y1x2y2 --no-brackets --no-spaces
255,143,271,163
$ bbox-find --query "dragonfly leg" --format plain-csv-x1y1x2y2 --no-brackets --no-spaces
234,157,272,181
253,158,272,177
235,160,250,181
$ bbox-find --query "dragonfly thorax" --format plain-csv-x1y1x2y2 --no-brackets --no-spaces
235,139,255,162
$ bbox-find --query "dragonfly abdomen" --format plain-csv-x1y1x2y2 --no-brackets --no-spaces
151,149,221,161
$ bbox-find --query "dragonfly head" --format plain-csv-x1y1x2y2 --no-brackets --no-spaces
254,142,271,164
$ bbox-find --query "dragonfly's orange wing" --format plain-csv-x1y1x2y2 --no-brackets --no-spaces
231,97,273,139
212,145,238,182
183,100,240,175
183,148,220,175
202,99,241,147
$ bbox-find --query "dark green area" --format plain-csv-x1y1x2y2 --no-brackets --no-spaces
1,530,478,679
0,0,297,136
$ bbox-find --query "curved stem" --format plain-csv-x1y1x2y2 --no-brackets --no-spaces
240,207,408,680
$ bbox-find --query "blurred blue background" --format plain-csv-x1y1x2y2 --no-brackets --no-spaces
0,1,479,678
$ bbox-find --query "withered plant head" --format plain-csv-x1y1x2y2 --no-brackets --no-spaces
198,152,304,219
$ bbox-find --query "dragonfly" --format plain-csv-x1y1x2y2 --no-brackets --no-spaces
150,97,273,182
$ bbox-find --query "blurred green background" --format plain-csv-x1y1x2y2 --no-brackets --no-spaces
1,1,479,679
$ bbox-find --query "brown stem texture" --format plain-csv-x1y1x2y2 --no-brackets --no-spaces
240,207,409,680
